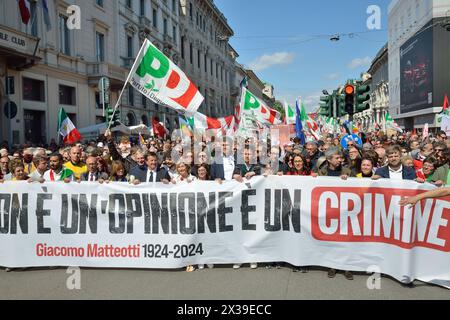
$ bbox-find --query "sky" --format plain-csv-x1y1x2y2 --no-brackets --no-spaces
214,0,391,112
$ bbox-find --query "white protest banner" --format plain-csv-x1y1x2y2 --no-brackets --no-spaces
0,178,449,289
130,39,204,115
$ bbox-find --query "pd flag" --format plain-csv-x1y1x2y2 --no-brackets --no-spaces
130,39,204,115
240,87,282,126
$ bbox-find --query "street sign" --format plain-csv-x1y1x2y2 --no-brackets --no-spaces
341,134,363,149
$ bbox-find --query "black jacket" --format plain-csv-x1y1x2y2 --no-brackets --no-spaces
374,165,417,180
129,165,170,183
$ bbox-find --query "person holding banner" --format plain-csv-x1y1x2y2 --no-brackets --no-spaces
43,153,74,182
356,157,376,178
64,146,87,181
233,148,260,270
399,186,450,207
130,152,171,184
372,145,417,181
9,159,29,181
285,155,311,176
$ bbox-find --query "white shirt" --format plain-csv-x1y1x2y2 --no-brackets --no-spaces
146,169,158,182
173,174,197,184
223,155,235,181
88,172,96,181
389,165,403,180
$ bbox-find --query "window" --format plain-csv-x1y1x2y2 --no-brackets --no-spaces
59,85,76,105
96,32,105,62
172,26,176,43
189,3,193,20
23,78,45,102
140,0,145,16
127,35,133,57
216,63,218,79
153,9,158,28
210,59,213,76
181,36,185,59
189,43,193,64
204,53,207,72
197,49,201,68
126,0,132,9
59,15,70,55
163,18,167,35
128,88,134,106
96,0,103,7
172,0,176,14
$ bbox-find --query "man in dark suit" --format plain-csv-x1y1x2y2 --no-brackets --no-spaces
80,156,109,182
373,145,417,181
130,152,170,184
233,148,261,183
210,140,236,181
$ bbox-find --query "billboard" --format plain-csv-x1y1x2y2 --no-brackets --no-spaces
400,22,433,114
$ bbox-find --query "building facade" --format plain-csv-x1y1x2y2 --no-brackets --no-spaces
178,0,236,119
357,43,389,132
388,0,450,129
0,0,239,146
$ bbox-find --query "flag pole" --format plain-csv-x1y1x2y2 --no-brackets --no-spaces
107,40,148,130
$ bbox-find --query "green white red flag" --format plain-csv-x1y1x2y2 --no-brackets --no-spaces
129,39,204,115
58,108,82,144
385,112,403,133
240,87,282,126
284,101,296,124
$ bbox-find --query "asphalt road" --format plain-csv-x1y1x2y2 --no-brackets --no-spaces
1,265,449,300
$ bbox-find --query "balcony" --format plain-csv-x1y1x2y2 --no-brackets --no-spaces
138,16,152,34
163,34,174,48
86,62,129,90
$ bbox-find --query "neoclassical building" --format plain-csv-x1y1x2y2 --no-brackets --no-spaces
0,0,238,145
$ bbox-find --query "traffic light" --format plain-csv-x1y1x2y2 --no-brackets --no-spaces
356,84,371,113
106,107,121,128
344,84,355,116
319,95,332,117
337,94,346,117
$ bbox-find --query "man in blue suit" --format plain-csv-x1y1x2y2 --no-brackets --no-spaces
372,145,417,181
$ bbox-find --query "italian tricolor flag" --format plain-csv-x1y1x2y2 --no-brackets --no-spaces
58,108,82,144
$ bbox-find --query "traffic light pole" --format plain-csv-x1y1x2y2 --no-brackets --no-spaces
332,91,338,136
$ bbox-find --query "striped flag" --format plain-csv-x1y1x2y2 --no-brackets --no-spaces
58,108,82,144
284,101,296,124
18,0,31,25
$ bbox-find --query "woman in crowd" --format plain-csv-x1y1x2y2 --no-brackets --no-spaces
401,155,415,168
285,155,311,176
356,157,375,178
109,160,129,182
196,163,211,181
10,159,29,181
173,162,197,185
416,156,437,183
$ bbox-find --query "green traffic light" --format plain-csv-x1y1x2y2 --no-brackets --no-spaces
319,95,332,117
356,84,371,112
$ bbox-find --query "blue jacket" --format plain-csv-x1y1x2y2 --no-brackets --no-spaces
374,165,417,180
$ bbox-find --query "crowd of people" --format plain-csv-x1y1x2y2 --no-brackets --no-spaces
1,128,449,278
